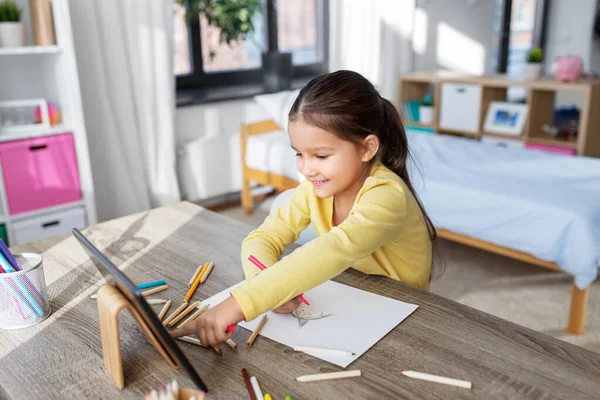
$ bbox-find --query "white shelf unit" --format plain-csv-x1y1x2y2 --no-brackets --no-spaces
0,0,96,246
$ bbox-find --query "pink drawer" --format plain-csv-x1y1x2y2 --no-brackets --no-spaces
0,133,82,215
524,143,576,156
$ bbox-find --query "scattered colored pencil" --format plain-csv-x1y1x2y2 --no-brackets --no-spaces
142,285,168,297
250,376,263,399
296,370,361,382
188,264,205,286
136,279,166,290
293,346,355,357
246,315,268,347
157,300,172,321
167,301,200,327
163,301,188,326
241,369,257,400
199,261,215,284
248,255,309,305
400,370,472,389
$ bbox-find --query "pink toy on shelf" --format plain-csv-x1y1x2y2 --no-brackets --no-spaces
35,102,60,125
554,56,582,82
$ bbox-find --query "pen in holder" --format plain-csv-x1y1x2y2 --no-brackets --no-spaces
0,253,51,329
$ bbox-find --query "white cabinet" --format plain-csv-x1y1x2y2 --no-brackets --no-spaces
439,83,482,134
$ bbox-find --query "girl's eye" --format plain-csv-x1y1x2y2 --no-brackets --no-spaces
316,155,329,160
295,152,302,157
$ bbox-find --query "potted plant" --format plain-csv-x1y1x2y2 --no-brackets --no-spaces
525,47,543,80
178,0,293,93
0,0,24,48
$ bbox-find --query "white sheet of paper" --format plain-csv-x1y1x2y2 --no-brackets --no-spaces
201,280,418,368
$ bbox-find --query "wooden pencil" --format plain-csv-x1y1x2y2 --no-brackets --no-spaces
177,335,205,347
157,300,172,321
226,338,237,351
296,370,361,382
246,315,268,347
199,261,215,284
188,264,205,286
163,301,188,326
184,268,204,302
241,368,257,400
177,304,209,327
147,299,168,305
167,301,200,327
142,285,168,297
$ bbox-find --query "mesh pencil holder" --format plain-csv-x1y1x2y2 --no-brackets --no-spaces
0,253,51,330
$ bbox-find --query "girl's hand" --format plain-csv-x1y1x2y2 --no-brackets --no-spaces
170,296,244,348
273,295,301,314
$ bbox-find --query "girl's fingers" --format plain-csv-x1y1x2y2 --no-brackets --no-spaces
206,326,218,346
199,327,208,347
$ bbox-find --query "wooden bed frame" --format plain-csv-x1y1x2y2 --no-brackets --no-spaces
240,119,591,335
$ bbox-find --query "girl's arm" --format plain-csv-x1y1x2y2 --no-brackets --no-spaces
240,180,312,280
232,180,407,321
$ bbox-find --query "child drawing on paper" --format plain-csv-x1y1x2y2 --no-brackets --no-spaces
171,70,438,349
290,305,333,328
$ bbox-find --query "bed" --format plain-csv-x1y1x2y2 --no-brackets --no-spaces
240,119,600,334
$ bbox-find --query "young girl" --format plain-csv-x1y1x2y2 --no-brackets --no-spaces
172,70,436,347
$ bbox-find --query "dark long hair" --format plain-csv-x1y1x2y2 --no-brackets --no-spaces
289,71,439,274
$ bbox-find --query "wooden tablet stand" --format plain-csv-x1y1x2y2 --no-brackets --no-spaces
96,284,178,389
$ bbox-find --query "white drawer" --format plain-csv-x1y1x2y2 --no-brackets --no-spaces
439,83,482,133
11,206,86,245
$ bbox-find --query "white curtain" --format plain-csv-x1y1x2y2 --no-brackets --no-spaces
329,0,415,103
68,0,180,221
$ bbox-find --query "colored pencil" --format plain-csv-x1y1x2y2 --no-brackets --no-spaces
177,304,209,327
241,369,257,400
147,299,168,305
226,338,237,351
142,285,168,297
136,279,166,290
167,301,200,327
188,264,205,286
250,376,263,399
246,315,267,347
157,300,172,320
0,239,20,271
265,395,272,400
293,346,356,357
184,268,203,302
400,370,472,389
177,335,205,347
163,301,188,326
199,261,215,284
248,255,309,305
296,370,361,382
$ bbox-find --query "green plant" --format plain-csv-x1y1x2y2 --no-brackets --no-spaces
0,0,22,22
177,0,261,59
526,47,543,63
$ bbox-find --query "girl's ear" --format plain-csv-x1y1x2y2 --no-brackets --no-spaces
361,134,380,162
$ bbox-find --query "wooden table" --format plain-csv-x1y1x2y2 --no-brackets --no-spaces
1,202,599,399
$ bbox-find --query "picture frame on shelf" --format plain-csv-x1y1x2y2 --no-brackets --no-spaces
483,101,529,136
0,99,50,134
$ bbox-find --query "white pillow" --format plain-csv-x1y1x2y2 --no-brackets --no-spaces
253,89,301,130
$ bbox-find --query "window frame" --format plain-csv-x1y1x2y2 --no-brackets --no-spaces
176,0,329,91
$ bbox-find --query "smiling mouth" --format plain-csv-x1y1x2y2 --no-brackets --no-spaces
311,179,329,187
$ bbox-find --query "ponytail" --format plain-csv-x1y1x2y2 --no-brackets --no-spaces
379,97,437,243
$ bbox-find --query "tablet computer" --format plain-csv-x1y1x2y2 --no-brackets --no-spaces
72,228,208,392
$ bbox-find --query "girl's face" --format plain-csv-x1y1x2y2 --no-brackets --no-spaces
288,118,370,200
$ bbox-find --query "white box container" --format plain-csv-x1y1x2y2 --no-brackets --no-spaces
439,83,482,133
11,206,86,245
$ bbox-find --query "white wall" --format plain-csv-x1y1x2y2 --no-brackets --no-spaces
544,0,597,75
413,0,496,75
175,99,272,201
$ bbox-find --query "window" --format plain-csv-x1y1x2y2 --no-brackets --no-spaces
174,0,329,91
492,0,549,74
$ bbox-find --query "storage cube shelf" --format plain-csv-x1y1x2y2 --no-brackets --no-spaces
0,0,97,246
399,72,600,157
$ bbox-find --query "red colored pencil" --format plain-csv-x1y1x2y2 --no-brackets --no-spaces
241,368,257,400
248,255,310,305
